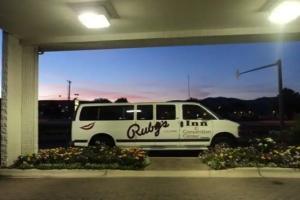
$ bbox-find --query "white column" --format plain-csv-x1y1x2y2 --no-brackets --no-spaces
1,32,38,166
21,46,39,155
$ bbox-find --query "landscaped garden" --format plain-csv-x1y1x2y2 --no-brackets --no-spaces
12,138,300,170
12,146,150,170
12,118,300,171
200,137,300,170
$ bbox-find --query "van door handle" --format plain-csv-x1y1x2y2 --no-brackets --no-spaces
180,121,184,127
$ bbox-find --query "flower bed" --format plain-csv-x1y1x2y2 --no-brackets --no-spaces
12,146,150,170
200,138,300,170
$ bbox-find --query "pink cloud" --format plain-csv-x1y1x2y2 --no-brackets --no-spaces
39,84,152,102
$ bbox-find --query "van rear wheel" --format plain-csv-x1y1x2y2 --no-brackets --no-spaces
89,135,115,147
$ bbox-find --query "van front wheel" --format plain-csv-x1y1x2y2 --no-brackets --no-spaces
89,135,115,147
211,136,235,148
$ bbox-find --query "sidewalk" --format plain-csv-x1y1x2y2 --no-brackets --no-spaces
1,168,300,179
1,157,299,179
145,157,210,170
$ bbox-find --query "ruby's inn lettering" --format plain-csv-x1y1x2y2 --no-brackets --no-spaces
126,120,208,139
184,121,208,127
127,121,169,139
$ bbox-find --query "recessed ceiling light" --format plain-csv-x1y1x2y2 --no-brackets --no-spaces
269,1,300,25
78,12,110,29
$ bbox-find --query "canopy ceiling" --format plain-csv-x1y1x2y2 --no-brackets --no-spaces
1,0,300,51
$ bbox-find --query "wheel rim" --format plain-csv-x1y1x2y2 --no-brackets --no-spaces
94,140,106,146
215,142,230,148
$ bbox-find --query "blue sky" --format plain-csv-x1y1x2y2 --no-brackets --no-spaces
1,30,300,102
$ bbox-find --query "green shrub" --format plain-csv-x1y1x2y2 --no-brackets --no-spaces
12,146,149,170
290,115,300,144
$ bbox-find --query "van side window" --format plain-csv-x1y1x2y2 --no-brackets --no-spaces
99,106,134,120
137,105,153,120
156,105,176,120
183,105,214,120
79,106,99,121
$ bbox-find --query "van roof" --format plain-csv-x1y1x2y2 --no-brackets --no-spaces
76,101,220,119
78,101,202,106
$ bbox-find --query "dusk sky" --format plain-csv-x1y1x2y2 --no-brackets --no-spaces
0,30,300,102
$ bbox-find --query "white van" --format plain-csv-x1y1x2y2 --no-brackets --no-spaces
72,102,240,150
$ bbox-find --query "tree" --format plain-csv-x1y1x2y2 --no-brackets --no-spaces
94,98,111,103
187,97,200,103
115,97,128,103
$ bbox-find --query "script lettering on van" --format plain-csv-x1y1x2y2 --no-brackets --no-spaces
127,121,170,139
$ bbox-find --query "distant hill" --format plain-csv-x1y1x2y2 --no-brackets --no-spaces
200,97,278,119
170,96,279,120
170,89,300,121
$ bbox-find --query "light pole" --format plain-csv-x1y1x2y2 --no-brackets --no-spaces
67,80,72,101
187,74,191,99
236,59,284,129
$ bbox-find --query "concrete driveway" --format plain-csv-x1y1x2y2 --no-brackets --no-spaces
0,177,300,200
145,157,209,170
146,150,209,170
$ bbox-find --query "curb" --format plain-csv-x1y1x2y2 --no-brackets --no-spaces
0,168,300,178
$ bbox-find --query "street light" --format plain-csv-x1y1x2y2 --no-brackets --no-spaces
236,59,284,129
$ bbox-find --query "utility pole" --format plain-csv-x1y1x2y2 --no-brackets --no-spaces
236,59,284,129
187,74,191,99
277,60,284,129
67,80,72,101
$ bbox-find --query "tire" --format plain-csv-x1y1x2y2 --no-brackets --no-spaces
211,136,235,148
90,135,115,147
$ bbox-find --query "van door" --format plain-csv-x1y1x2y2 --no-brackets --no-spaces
125,105,157,148
98,105,135,147
179,104,214,148
154,104,180,148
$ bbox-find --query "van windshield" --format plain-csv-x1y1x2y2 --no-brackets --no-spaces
206,109,221,119
185,103,221,119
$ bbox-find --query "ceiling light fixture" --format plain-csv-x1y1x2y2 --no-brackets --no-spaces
78,12,110,29
269,1,300,25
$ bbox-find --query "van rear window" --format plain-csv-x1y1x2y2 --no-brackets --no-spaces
80,105,134,121
79,106,99,121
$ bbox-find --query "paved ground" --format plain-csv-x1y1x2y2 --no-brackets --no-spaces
145,157,209,170
148,150,201,157
0,177,300,200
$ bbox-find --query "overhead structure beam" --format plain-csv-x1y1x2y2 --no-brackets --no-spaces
30,27,300,52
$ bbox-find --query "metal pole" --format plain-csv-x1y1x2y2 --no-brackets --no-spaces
277,59,284,128
237,59,284,129
187,75,191,98
67,80,71,101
